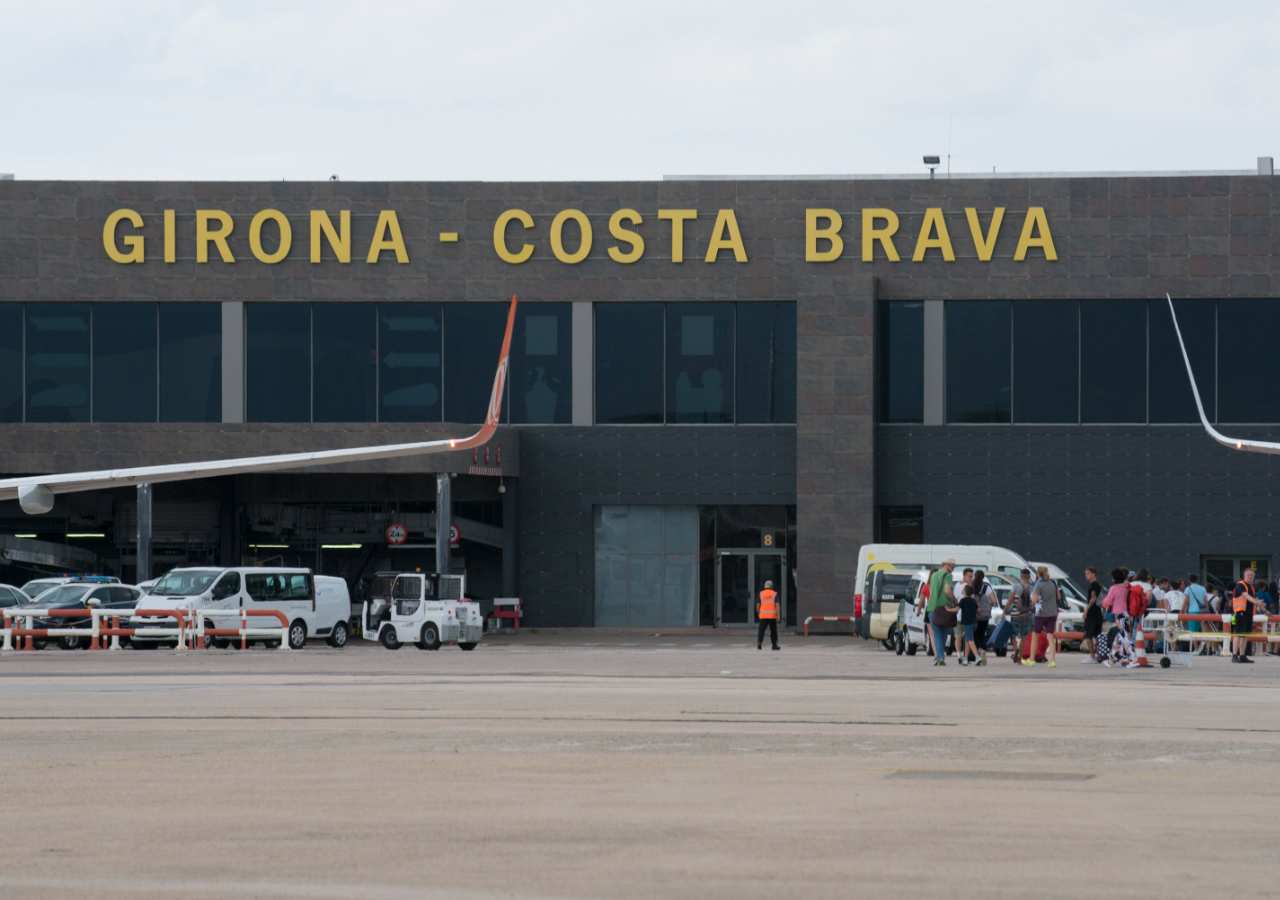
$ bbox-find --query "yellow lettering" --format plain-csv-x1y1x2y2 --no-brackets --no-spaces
1013,207,1057,261
704,209,747,263
607,209,644,264
248,209,293,264
550,209,592,264
195,210,235,263
861,209,901,262
102,209,145,264
163,209,176,263
366,210,409,264
493,209,535,264
309,210,351,263
657,208,697,263
805,209,844,262
963,207,1005,262
911,208,955,262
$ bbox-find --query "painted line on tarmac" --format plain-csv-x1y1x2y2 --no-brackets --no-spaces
0,713,959,727
887,769,1095,782
0,875,571,899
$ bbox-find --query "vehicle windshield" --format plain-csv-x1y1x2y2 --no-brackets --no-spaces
25,584,92,606
151,570,221,596
21,579,61,596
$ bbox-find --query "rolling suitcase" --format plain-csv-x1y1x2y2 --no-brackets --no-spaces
985,618,1013,651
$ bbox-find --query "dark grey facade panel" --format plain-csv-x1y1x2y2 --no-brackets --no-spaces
877,425,1280,582
518,427,795,626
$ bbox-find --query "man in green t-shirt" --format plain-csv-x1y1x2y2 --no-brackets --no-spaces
925,559,956,665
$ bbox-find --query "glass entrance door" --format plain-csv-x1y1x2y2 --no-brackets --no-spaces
717,551,786,626
1202,556,1271,590
718,553,750,624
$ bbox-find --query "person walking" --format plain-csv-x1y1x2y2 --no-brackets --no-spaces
1007,568,1034,664
971,569,995,664
1183,573,1207,648
756,580,780,651
958,584,983,666
1025,565,1060,667
954,568,974,660
1231,569,1257,664
1083,566,1105,660
926,560,957,667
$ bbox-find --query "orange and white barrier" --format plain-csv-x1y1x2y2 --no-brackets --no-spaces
803,615,856,637
1,607,290,652
189,608,290,650
1143,611,1280,658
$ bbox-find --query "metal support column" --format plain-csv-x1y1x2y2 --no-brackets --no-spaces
501,480,517,596
136,482,153,583
435,473,452,576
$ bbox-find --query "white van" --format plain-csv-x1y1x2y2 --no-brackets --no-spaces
130,567,351,650
1028,562,1088,604
853,545,1031,637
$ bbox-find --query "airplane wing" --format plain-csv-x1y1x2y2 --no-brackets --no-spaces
0,295,518,514
1165,291,1280,455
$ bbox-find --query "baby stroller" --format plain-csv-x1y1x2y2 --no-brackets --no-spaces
1095,615,1139,668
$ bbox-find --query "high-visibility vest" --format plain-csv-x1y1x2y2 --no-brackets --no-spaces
758,589,778,620
1233,581,1253,615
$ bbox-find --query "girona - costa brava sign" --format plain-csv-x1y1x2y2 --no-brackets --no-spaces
101,206,1057,266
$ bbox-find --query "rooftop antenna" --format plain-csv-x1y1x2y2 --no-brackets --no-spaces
947,115,953,177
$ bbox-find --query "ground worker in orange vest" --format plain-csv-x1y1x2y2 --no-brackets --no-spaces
1231,568,1257,664
757,580,780,651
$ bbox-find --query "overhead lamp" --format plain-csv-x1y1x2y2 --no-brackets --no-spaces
66,532,106,539
14,533,36,539
249,543,289,550
321,543,362,550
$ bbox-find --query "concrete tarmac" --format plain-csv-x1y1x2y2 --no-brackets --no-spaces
1,633,1277,899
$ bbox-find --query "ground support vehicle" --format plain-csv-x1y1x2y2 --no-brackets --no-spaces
361,573,482,651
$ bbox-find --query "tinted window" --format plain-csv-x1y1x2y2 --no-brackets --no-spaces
379,303,442,422
877,301,923,423
246,303,311,422
245,573,308,601
511,303,571,424
213,572,240,598
1013,301,1077,423
667,303,733,424
159,303,221,422
313,303,376,422
1149,299,1215,423
1219,300,1280,422
595,303,664,424
444,303,508,423
737,302,797,424
946,301,1010,423
26,303,91,422
93,303,157,422
0,304,21,421
1081,301,1146,423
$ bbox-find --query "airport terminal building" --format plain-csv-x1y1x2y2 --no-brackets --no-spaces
1,165,1279,626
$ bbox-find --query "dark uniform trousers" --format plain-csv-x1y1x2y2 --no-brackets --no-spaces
757,618,779,649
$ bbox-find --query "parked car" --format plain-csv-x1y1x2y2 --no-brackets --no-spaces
0,584,27,610
18,582,143,649
20,574,120,601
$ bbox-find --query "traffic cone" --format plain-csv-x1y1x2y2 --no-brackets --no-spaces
1134,627,1150,667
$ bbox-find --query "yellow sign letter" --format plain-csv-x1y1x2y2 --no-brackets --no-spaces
861,209,901,262
493,209,535,264
805,209,844,262
911,208,956,262
103,209,145,264
550,209,593,264
657,209,697,263
607,209,644,264
1013,207,1058,261
963,208,1005,262
249,209,293,264
704,209,747,263
195,210,235,264
366,210,409,264
163,209,176,263
310,210,351,263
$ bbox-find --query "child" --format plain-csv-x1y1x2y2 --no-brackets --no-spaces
959,585,982,666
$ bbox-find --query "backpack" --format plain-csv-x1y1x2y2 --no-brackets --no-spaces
1127,583,1147,619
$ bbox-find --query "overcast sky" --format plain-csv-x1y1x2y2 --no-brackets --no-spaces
2,1,1277,181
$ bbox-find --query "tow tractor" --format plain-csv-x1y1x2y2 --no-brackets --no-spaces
361,572,483,651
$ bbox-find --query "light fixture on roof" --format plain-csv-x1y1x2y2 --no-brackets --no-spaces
923,155,941,180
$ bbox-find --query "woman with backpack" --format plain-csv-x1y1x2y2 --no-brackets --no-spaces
970,569,996,664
